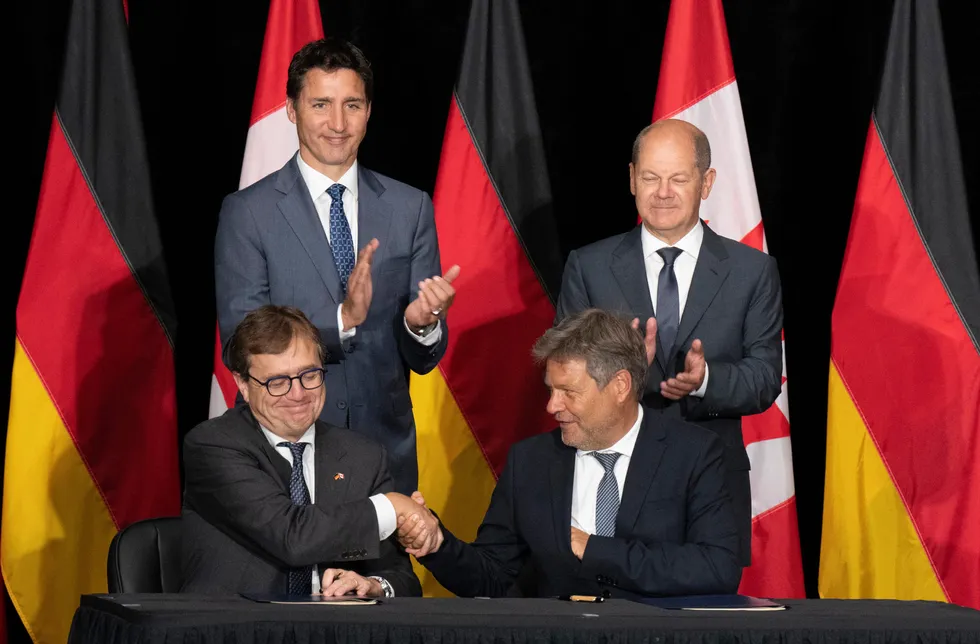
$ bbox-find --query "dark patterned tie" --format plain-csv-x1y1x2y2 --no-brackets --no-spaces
656,247,683,360
279,441,313,595
326,183,355,292
592,452,621,537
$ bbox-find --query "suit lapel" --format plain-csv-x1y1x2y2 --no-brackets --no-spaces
610,227,668,376
549,435,576,557
238,407,292,490
675,222,731,352
314,422,349,505
616,411,667,534
357,168,392,280
275,156,343,305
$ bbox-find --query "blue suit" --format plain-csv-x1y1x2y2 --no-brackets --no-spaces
215,155,447,493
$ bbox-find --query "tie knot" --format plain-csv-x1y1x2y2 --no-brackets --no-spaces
657,247,682,267
278,441,308,462
326,183,346,201
591,451,620,473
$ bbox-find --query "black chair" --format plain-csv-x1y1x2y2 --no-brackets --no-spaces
106,516,183,593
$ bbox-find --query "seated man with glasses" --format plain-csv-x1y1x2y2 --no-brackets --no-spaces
181,305,430,597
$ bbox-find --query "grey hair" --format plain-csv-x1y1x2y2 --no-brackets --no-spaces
532,308,648,400
631,120,711,175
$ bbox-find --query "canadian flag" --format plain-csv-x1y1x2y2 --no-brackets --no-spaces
209,0,325,418
652,0,805,597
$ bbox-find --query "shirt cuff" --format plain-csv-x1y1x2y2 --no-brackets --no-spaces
403,316,442,346
338,304,356,341
370,493,397,541
691,362,709,398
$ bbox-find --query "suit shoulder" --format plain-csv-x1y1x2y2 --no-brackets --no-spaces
569,231,633,262
321,424,386,454
712,231,774,267
363,167,428,202
660,415,724,453
184,406,252,448
507,427,566,461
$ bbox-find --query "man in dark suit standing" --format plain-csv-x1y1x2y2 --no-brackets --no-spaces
182,305,431,597
215,38,460,494
396,309,741,598
554,120,783,565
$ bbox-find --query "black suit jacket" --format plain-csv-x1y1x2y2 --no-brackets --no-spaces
555,222,783,563
419,409,741,598
180,405,421,596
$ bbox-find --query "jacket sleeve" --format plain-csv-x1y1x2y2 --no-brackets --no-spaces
417,448,529,597
686,255,783,419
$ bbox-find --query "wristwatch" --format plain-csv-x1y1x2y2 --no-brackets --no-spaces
369,575,395,598
411,321,438,338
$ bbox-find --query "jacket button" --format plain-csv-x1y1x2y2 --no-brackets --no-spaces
337,400,348,410
344,345,354,354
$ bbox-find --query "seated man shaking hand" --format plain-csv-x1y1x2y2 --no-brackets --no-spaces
181,305,428,597
397,309,741,598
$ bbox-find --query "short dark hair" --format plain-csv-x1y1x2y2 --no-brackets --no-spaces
286,37,374,104
228,305,325,376
631,121,712,175
532,309,648,400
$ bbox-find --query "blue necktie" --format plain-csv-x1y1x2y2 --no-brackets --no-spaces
279,441,313,595
326,183,355,292
656,247,683,361
592,452,621,537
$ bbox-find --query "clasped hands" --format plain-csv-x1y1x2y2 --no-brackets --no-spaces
386,491,443,557
630,317,706,399
340,238,461,332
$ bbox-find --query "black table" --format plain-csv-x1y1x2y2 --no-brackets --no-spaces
68,593,979,644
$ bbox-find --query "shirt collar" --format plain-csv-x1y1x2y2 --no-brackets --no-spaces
640,219,703,262
260,423,316,451
296,154,358,204
576,404,644,459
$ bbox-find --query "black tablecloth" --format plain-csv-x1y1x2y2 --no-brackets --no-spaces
68,593,979,644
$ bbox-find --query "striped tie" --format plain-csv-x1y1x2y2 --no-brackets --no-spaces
592,452,621,537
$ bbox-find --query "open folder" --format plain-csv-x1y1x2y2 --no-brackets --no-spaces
635,595,786,611
240,593,379,605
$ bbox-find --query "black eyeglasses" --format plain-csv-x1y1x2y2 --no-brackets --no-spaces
248,367,326,396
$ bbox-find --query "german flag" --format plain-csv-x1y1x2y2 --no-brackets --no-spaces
820,0,980,609
409,0,562,596
1,0,179,640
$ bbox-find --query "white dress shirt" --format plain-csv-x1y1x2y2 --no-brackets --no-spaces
259,424,397,593
295,155,442,347
570,405,643,535
640,221,709,396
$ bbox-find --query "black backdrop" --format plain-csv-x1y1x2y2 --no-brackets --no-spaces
5,0,978,632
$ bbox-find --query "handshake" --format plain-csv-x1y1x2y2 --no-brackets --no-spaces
384,491,443,557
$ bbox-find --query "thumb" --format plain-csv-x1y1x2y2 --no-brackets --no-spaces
691,339,704,355
647,317,658,337
411,491,428,507
442,265,461,283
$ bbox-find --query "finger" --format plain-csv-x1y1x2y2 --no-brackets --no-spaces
631,317,640,329
442,264,461,284
411,491,427,507
674,371,701,386
665,377,695,393
357,239,379,265
647,317,658,337
427,277,456,303
690,338,704,356
660,382,687,399
416,287,438,316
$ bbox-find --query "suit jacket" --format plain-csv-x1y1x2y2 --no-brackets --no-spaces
214,155,448,493
180,405,421,597
419,409,741,598
554,222,783,563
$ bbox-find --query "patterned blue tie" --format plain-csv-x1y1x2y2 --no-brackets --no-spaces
279,441,313,595
326,183,355,292
592,452,621,537
656,247,683,361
